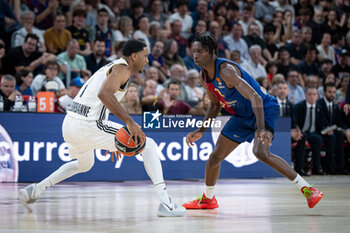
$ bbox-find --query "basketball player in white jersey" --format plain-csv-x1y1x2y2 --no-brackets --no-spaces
19,39,186,217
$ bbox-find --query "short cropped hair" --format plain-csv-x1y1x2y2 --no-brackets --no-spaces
122,39,147,56
1,74,16,84
167,79,181,89
24,33,39,43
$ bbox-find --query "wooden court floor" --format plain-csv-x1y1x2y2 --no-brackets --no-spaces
1,176,349,233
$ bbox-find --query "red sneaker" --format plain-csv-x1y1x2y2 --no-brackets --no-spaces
182,194,219,209
301,186,324,208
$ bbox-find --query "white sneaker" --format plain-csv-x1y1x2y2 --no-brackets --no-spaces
19,183,37,212
157,197,186,217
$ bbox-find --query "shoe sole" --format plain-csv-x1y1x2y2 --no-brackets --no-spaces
182,204,219,209
19,189,33,212
157,211,186,217
308,193,324,208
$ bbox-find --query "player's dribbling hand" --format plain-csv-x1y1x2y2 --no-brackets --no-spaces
255,129,272,146
104,150,122,162
127,122,145,145
186,130,204,146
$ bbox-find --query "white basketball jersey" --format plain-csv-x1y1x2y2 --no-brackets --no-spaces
67,58,129,121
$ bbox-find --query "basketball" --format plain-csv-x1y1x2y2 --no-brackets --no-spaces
115,126,146,156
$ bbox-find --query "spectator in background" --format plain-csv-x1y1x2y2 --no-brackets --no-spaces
317,32,336,64
0,75,20,111
332,33,345,59
113,16,133,44
141,79,160,112
243,23,268,54
241,45,267,78
168,19,188,58
305,75,319,89
331,49,350,80
133,15,151,52
287,29,307,66
66,9,91,56
106,41,125,62
263,24,279,62
239,5,264,37
337,74,350,104
28,0,59,30
184,69,204,105
58,77,84,112
146,0,170,33
169,0,193,39
298,44,319,80
276,81,293,118
85,39,106,74
266,62,278,84
293,87,322,175
15,70,34,96
191,0,209,32
256,0,275,23
318,73,340,99
301,26,313,47
130,1,145,29
230,50,241,64
145,66,164,95
57,39,91,80
12,10,46,52
318,83,346,174
208,21,230,59
324,10,342,36
120,83,142,115
44,14,72,55
163,64,188,101
223,23,250,62
309,8,326,45
287,69,305,104
277,47,299,78
318,58,334,81
31,60,67,96
148,21,161,46
89,8,115,57
2,33,55,75
158,79,204,115
162,39,185,69
148,40,168,78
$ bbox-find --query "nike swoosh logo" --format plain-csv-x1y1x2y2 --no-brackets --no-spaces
162,202,173,211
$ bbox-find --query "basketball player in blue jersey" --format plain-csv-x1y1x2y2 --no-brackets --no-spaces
183,34,323,209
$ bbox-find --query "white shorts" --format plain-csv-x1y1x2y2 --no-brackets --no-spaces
62,115,123,159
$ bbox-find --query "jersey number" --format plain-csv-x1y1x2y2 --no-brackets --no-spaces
79,85,88,97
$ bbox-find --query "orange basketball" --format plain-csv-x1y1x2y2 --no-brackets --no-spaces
115,126,146,156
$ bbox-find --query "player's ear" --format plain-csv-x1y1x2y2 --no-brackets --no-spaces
131,52,137,61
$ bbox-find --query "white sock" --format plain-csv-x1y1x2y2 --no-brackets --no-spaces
292,174,310,190
36,161,80,197
35,154,94,198
141,137,170,204
154,182,170,204
204,185,216,199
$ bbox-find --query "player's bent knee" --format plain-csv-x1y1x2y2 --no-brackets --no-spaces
77,158,94,173
253,148,270,163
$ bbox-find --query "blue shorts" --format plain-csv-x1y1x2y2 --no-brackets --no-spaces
221,107,280,144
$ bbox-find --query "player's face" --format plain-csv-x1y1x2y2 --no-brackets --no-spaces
135,48,149,72
192,42,211,67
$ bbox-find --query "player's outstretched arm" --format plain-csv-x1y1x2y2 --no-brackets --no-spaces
220,63,265,130
98,64,145,145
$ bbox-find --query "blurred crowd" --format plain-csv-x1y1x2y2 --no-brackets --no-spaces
0,0,350,174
